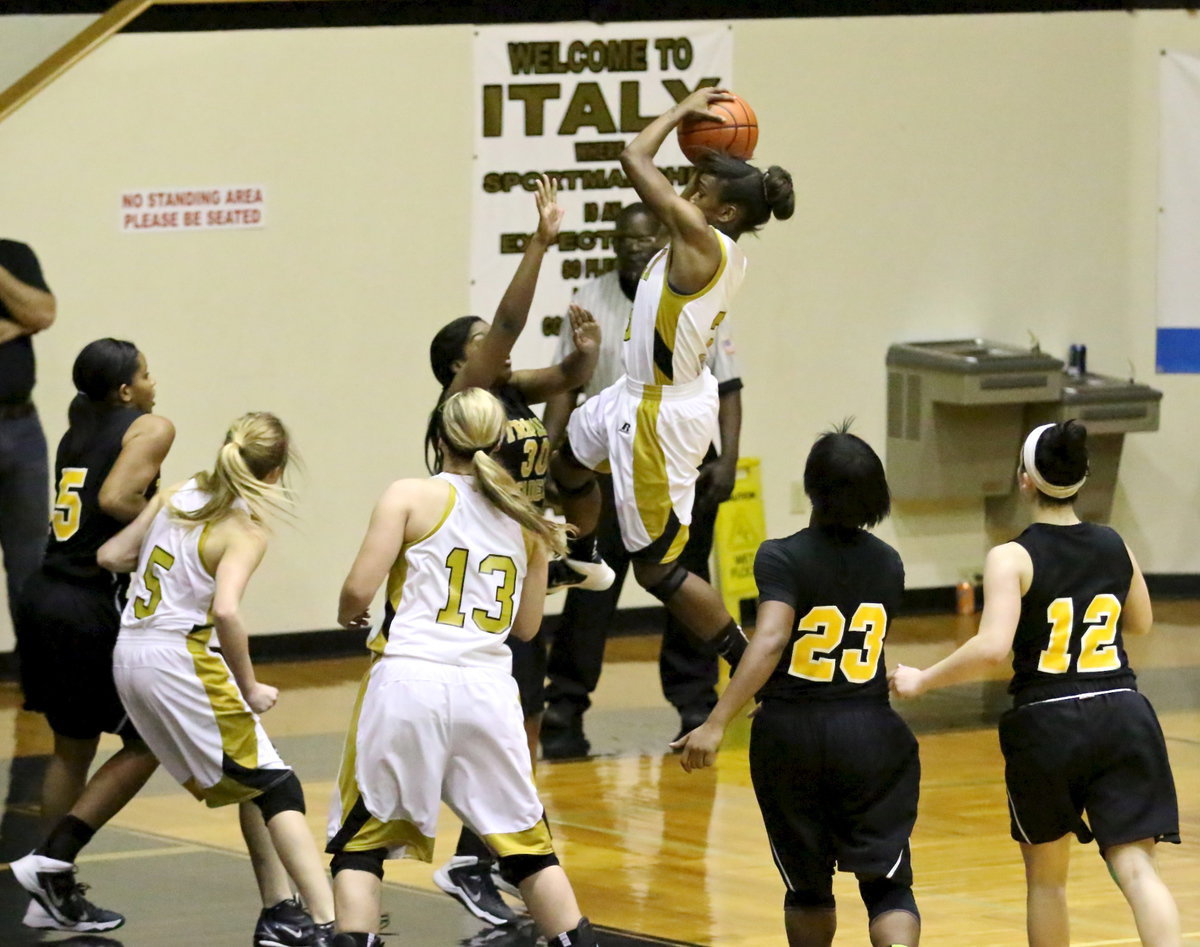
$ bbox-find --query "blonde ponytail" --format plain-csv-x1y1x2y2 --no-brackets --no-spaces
439,388,570,558
173,412,295,526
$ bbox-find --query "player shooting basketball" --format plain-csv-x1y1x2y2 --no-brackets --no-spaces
549,86,794,670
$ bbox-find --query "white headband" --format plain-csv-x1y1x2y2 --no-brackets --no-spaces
1021,423,1086,499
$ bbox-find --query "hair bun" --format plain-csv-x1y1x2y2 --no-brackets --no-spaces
763,166,795,221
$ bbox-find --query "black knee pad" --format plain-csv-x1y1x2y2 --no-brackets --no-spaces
330,847,387,880
857,875,919,922
643,562,689,603
497,851,559,888
784,887,836,911
252,772,306,822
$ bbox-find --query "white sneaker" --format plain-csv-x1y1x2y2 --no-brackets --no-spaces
11,852,125,932
546,557,615,594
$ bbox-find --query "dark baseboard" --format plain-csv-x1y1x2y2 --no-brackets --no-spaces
1,574,1194,675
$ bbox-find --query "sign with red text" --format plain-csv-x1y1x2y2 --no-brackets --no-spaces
471,22,732,370
119,186,266,232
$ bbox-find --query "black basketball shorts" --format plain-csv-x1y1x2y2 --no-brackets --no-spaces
749,699,920,899
14,571,138,741
506,634,547,719
1000,689,1179,850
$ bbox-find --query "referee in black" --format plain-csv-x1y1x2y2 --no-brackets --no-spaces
892,419,1180,945
675,426,920,947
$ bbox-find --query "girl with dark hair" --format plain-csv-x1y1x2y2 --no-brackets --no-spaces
892,420,1181,946
674,427,920,947
328,388,595,947
549,87,796,682
422,175,601,926
11,338,174,934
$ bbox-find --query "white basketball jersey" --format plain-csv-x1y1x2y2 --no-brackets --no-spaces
120,479,222,634
624,228,747,387
379,472,529,671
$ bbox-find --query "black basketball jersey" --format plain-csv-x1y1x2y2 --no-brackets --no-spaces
1008,522,1136,701
495,385,549,508
754,526,904,704
43,404,153,586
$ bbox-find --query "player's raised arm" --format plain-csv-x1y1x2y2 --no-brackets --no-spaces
621,88,731,294
448,174,563,396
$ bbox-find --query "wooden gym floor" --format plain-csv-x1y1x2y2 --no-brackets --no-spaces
0,602,1197,946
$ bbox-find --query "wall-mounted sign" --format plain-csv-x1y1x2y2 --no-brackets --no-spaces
120,186,266,232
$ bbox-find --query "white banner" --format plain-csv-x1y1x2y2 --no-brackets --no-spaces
471,21,733,369
1157,51,1200,372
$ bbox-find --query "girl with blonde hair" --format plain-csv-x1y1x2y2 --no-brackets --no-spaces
98,412,337,947
327,387,595,947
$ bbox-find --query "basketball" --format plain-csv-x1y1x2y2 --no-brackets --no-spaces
676,93,758,164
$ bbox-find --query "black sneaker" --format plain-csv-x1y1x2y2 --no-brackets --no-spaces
550,917,598,947
10,852,124,933
312,920,335,946
541,701,590,760
253,897,314,946
331,935,383,947
433,855,519,926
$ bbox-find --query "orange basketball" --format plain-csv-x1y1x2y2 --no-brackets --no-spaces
676,93,758,164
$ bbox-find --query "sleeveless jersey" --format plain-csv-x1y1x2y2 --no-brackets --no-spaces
372,472,529,670
44,404,151,586
624,228,747,387
495,385,549,507
753,527,904,704
1009,522,1136,701
119,479,225,635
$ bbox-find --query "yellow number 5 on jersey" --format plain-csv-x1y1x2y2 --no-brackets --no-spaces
51,467,87,541
133,545,176,619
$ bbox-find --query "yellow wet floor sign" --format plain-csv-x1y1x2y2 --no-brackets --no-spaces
713,457,767,623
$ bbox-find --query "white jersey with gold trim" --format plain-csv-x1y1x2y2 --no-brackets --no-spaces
119,478,221,635
379,472,528,671
624,228,747,387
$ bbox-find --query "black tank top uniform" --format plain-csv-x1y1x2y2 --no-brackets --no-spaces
998,522,1179,848
43,403,152,590
16,403,154,739
494,385,550,508
1008,522,1136,705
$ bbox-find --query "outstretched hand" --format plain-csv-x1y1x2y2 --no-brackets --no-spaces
675,87,735,124
889,664,926,700
568,304,600,358
534,174,565,245
669,718,724,773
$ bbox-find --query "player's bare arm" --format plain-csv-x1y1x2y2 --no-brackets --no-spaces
673,599,794,773
620,87,731,292
509,539,548,642
510,305,599,404
97,492,167,573
99,414,175,522
1123,544,1153,636
891,542,1028,698
449,174,563,396
211,520,276,713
